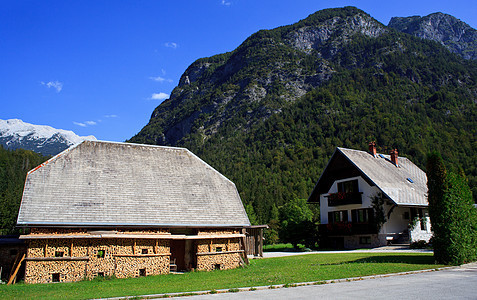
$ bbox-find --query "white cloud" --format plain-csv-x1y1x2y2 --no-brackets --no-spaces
74,120,97,127
149,76,173,83
164,42,178,49
104,114,118,118
221,0,232,6
41,80,63,92
149,92,169,101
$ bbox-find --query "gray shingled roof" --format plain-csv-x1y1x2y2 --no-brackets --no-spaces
17,141,250,227
309,147,428,206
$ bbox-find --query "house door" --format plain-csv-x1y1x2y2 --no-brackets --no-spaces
170,240,186,271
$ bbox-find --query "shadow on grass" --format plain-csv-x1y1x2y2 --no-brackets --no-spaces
315,255,436,266
264,244,312,252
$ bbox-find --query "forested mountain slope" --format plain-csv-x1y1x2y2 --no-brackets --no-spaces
0,147,48,234
130,7,477,223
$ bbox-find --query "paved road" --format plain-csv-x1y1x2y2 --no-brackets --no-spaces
181,263,477,300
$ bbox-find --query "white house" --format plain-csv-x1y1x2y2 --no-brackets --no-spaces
308,143,432,249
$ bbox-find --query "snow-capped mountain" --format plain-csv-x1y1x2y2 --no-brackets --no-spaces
0,119,96,156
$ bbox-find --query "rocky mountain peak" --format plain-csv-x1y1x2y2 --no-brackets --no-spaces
286,10,386,54
389,12,477,60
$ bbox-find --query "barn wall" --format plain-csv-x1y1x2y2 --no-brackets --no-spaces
24,228,245,283
195,230,242,271
24,237,170,284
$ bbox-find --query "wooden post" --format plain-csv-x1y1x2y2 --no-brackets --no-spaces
7,253,25,285
133,239,136,255
155,239,158,254
44,240,48,257
240,236,249,265
70,240,74,257
259,228,264,257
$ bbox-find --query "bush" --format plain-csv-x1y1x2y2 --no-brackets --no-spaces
410,240,429,249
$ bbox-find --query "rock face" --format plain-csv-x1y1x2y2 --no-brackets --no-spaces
0,119,96,156
389,12,477,60
131,7,388,145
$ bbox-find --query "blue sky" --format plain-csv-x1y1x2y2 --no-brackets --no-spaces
1,1,476,142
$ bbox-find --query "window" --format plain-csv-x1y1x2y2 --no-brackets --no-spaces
97,250,105,258
359,236,371,245
328,210,348,224
55,251,64,257
338,179,359,193
52,273,60,282
215,247,223,252
142,249,148,254
139,268,146,277
351,209,372,223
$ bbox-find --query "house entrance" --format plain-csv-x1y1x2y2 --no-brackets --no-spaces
170,240,186,271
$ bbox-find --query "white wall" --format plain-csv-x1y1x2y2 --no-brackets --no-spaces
320,176,380,224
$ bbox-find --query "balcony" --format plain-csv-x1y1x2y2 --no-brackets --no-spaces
326,192,363,207
319,222,377,236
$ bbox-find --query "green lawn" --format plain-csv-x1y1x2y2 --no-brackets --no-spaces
0,253,444,299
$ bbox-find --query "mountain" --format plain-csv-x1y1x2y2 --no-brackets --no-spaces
0,119,96,156
130,7,477,223
388,12,477,60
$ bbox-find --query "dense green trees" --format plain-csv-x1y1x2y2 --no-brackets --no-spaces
0,146,48,235
426,152,477,265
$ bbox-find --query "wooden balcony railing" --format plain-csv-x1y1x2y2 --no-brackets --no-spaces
326,192,362,207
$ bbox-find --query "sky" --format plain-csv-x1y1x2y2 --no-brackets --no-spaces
1,1,476,142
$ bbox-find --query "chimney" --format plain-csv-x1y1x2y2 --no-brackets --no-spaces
390,149,398,166
368,142,377,157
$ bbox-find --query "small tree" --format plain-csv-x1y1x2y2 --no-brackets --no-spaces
265,204,280,245
426,152,477,265
279,198,317,249
442,172,477,264
370,192,386,233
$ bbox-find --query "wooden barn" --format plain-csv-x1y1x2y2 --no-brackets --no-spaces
16,140,251,284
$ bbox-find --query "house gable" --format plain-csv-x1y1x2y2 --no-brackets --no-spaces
308,147,428,206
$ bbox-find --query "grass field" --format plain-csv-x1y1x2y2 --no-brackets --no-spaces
0,252,444,299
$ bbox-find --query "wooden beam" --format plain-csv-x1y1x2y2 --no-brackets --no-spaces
7,253,25,285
